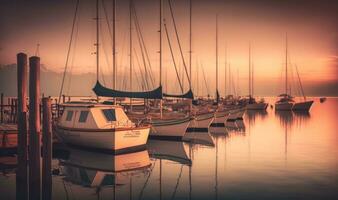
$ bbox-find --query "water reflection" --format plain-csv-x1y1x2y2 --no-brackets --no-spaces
58,147,151,200
1,98,338,200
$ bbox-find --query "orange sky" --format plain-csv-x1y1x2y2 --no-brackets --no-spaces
0,0,337,96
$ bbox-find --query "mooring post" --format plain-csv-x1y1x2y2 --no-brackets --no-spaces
16,53,28,200
42,98,52,200
0,93,3,123
29,56,41,200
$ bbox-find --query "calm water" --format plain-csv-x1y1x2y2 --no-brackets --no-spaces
1,98,338,200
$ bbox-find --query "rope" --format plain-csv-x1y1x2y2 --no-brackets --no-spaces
163,19,184,93
58,0,80,104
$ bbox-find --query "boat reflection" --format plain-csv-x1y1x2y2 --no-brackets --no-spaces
246,110,268,125
58,147,151,200
147,140,192,166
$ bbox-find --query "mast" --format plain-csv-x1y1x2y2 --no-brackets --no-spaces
130,0,133,91
159,0,163,118
159,0,162,86
224,44,227,97
249,42,251,98
189,0,192,88
129,0,133,110
113,0,116,90
96,0,100,83
285,33,288,96
215,14,219,102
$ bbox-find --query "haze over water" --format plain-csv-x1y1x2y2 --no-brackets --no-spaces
0,98,337,200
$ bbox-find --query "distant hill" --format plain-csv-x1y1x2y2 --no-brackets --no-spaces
0,64,97,97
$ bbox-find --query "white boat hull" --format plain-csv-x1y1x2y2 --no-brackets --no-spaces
292,100,313,111
210,112,227,134
187,113,214,132
246,102,268,110
275,102,293,111
150,117,191,140
55,126,150,153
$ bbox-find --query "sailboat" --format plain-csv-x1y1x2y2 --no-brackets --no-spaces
291,64,314,111
245,43,268,110
209,15,228,135
275,34,294,111
55,0,151,152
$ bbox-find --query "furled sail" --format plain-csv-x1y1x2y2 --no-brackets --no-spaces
93,81,163,99
163,89,194,99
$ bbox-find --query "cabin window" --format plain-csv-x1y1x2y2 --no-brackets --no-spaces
79,111,89,123
65,111,73,121
102,109,116,121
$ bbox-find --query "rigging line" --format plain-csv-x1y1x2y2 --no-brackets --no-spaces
118,31,128,89
295,64,306,100
132,5,152,89
201,64,210,97
99,14,112,86
134,48,148,90
170,165,184,200
132,3,156,88
66,10,80,95
58,0,80,104
164,19,184,93
167,0,191,87
138,160,157,200
133,65,142,91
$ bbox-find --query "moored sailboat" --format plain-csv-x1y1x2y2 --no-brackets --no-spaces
275,34,294,111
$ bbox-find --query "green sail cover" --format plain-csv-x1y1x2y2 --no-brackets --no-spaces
163,89,194,99
93,81,163,99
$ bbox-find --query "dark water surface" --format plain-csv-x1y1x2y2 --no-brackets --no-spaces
1,98,337,200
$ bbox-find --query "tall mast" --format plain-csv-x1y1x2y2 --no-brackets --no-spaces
189,0,192,88
96,0,100,82
285,33,288,95
159,0,163,119
216,14,218,100
112,0,116,90
159,0,162,86
129,0,133,91
249,42,251,98
224,44,227,97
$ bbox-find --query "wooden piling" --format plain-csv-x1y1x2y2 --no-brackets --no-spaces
1,93,3,123
29,56,41,200
42,98,52,200
16,52,28,200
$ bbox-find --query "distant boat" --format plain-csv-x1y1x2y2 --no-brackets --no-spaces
275,34,294,111
276,94,294,111
245,43,268,110
292,64,314,111
55,102,150,153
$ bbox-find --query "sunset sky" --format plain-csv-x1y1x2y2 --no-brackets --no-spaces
0,0,337,96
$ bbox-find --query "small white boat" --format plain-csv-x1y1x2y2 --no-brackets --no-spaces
275,95,294,111
55,102,150,153
150,116,192,140
246,101,268,110
292,100,314,111
210,110,228,134
186,111,214,132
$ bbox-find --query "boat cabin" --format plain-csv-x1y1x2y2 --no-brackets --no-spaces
58,102,135,129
